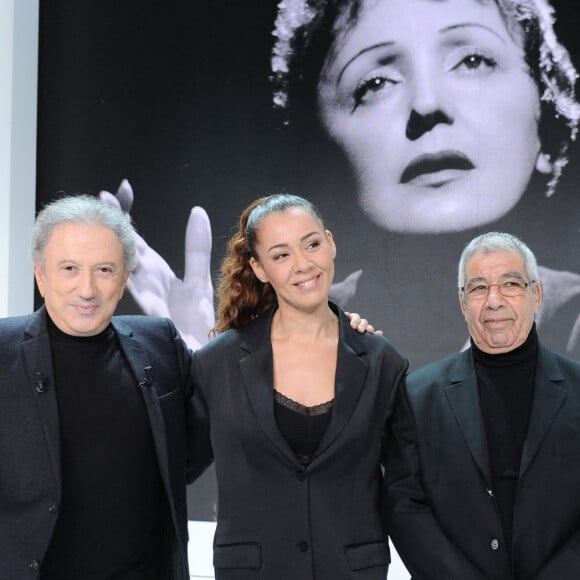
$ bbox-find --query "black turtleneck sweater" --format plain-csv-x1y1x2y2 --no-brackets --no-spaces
42,315,168,580
472,324,538,559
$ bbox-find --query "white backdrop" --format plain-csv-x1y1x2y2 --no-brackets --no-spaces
1,0,37,319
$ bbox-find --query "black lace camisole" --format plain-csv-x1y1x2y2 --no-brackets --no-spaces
274,390,333,466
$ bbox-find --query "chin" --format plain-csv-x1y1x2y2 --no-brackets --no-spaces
360,190,520,235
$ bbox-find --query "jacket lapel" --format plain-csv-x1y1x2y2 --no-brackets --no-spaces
445,350,492,486
21,307,62,486
112,319,175,501
239,310,299,466
519,346,566,478
314,309,368,459
238,306,369,466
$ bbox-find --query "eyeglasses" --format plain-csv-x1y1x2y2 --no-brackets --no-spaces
461,279,536,300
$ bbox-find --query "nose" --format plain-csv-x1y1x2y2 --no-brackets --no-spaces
77,270,97,299
485,285,506,308
294,250,313,273
405,67,453,141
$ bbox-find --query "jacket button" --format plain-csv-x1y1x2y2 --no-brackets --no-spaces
298,541,309,552
490,539,499,551
48,502,58,513
296,470,306,482
30,560,41,572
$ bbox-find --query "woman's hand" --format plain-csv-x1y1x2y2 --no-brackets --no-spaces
99,180,215,349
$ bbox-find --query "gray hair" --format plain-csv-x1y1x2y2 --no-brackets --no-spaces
457,232,540,291
32,194,137,272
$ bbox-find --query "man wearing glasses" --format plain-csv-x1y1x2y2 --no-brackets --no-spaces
386,231,580,580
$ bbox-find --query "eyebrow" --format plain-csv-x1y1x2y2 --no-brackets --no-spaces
267,231,321,253
443,22,509,46
56,259,120,268
336,21,508,86
337,41,395,85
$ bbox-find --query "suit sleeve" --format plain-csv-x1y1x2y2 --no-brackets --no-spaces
186,350,214,484
384,382,488,580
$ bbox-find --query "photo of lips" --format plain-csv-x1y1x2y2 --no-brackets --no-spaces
399,151,475,186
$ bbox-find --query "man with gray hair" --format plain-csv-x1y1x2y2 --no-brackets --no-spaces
0,195,198,579
386,232,580,579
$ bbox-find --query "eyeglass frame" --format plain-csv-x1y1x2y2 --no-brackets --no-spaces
460,278,537,300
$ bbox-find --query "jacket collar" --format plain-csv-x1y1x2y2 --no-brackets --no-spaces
519,345,566,477
445,350,492,486
22,308,178,526
21,306,62,486
237,303,369,468
445,344,566,484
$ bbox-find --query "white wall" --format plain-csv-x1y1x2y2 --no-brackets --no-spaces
0,0,38,317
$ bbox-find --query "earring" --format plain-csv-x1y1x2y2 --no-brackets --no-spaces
535,152,552,175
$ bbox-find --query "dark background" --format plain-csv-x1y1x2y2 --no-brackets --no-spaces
36,0,580,520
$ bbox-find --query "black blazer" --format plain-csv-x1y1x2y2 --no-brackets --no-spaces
386,345,580,580
189,304,408,580
0,307,195,579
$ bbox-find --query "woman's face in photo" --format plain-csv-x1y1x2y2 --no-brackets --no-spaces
317,0,546,234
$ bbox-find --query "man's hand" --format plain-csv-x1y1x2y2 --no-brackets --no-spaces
345,311,383,335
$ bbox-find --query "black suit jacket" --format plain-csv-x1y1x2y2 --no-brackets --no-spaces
0,307,195,579
188,304,408,580
386,344,580,580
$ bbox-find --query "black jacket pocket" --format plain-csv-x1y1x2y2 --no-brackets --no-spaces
214,543,261,569
345,541,389,571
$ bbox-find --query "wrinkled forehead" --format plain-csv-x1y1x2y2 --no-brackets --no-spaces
466,249,527,275
320,0,528,86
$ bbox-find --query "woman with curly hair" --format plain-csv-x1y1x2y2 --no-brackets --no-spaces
188,193,408,579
